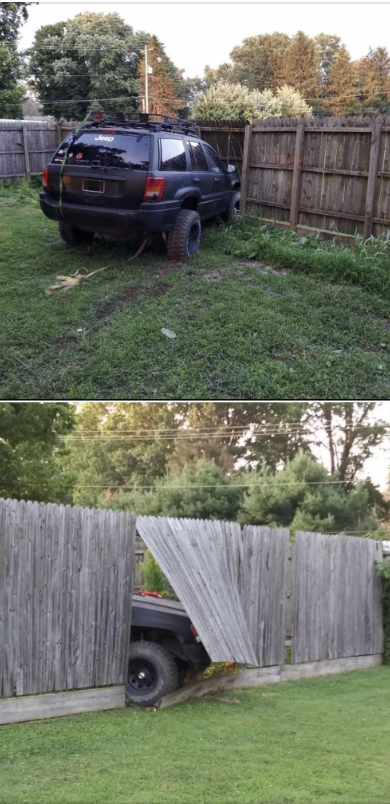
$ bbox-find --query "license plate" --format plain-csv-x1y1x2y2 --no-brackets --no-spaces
82,178,105,193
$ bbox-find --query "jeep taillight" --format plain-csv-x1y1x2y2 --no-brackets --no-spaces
143,177,165,201
42,168,50,191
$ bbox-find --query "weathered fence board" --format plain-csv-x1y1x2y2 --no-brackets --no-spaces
0,498,136,697
291,532,383,663
240,527,290,667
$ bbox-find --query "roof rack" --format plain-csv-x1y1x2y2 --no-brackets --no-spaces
81,112,197,135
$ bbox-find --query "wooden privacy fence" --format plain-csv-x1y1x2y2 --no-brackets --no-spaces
0,506,385,724
3,115,390,241
198,116,390,242
136,517,383,667
0,120,75,184
0,497,136,699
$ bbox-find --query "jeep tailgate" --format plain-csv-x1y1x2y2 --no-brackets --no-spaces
48,129,150,209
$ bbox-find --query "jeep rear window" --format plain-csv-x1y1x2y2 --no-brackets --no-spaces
52,131,150,170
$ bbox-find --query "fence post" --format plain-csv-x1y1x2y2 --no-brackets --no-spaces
56,123,63,146
290,119,305,232
363,118,382,240
194,125,202,138
240,123,252,214
22,122,31,182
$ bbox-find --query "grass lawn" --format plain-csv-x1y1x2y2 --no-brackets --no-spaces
1,668,390,804
2,191,390,399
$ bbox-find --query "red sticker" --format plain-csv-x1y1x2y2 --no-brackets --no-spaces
76,152,83,160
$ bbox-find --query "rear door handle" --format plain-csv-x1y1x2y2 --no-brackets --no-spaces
193,177,200,183
214,177,220,182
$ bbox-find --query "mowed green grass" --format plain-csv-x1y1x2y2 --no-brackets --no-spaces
2,203,390,399
1,668,390,804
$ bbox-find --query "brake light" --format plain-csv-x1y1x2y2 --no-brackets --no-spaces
42,168,50,191
143,177,165,201
190,624,198,638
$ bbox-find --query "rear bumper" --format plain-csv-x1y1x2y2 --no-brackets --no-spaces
40,192,180,233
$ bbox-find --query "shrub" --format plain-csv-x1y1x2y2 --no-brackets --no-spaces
192,82,312,122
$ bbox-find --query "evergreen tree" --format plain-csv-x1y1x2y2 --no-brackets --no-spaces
240,451,385,533
281,31,321,103
354,46,390,113
326,45,358,115
137,35,183,117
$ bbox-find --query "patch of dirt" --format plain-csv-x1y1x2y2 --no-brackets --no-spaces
360,345,379,353
94,281,170,321
52,337,78,351
148,283,170,297
157,262,181,276
204,272,224,281
241,261,291,275
95,285,143,320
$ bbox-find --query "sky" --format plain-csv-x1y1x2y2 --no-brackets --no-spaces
18,1,390,78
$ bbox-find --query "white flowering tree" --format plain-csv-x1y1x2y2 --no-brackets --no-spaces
192,82,312,121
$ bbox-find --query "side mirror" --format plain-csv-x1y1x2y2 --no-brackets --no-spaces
226,164,236,173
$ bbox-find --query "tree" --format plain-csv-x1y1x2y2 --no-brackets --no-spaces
167,402,311,474
62,402,182,508
228,33,291,91
0,43,26,117
0,2,33,46
28,12,149,120
302,403,386,483
354,47,390,113
240,451,385,533
191,82,312,121
0,2,32,118
314,34,342,87
137,35,183,117
102,459,244,522
326,45,358,115
0,403,76,503
280,31,321,103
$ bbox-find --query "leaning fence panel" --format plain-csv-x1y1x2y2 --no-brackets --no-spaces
137,516,289,666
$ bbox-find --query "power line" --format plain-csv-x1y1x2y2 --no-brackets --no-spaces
77,480,361,488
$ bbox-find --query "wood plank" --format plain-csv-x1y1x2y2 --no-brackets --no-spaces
21,123,31,182
249,164,370,178
364,119,382,239
240,124,252,214
0,686,125,725
281,654,382,681
157,667,281,709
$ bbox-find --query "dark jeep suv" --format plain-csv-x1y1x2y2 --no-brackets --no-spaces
40,112,241,261
129,591,210,706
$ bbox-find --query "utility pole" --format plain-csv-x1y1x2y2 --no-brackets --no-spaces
144,44,149,114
